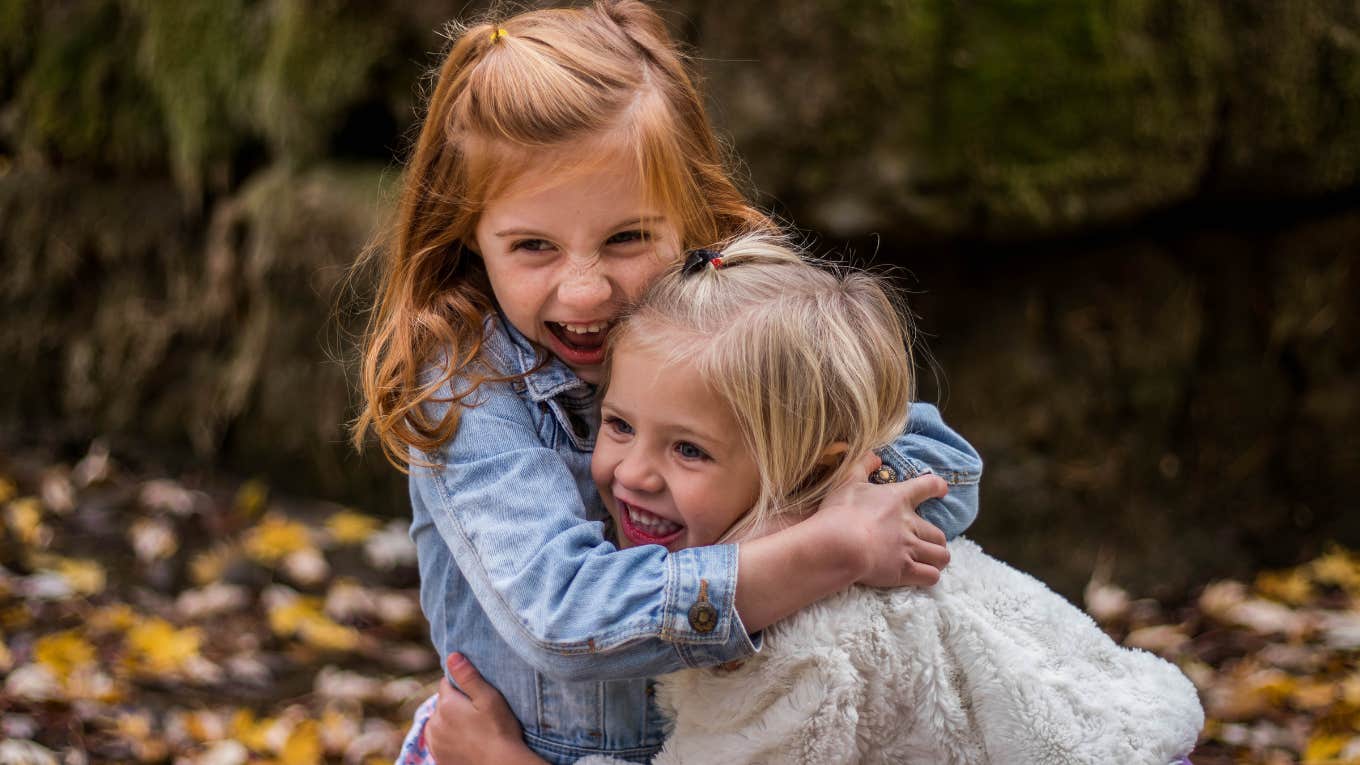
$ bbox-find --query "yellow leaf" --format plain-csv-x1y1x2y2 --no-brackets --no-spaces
189,544,238,586
235,479,270,519
244,514,314,565
232,709,271,752
33,630,96,681
0,634,12,673
89,604,139,635
268,596,323,636
298,618,361,653
126,617,203,674
0,476,16,503
281,720,322,765
1310,547,1360,591
325,510,380,545
51,557,106,596
267,596,360,652
6,497,48,546
1255,568,1314,606
1303,733,1348,762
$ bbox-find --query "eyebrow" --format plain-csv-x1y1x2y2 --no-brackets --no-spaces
493,215,668,238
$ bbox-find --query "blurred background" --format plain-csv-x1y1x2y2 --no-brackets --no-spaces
1,1,1358,762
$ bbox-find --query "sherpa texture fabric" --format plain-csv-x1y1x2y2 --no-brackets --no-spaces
580,538,1203,765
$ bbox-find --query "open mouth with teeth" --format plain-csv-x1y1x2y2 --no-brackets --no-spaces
545,321,613,367
616,499,685,548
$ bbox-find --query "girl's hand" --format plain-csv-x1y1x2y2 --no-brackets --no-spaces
426,653,546,765
815,453,951,588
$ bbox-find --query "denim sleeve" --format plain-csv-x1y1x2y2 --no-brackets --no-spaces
876,402,983,540
411,380,758,682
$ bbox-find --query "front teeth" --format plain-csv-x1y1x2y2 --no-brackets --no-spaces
627,505,681,536
558,322,609,335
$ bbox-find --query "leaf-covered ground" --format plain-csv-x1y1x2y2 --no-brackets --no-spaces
1,442,1357,764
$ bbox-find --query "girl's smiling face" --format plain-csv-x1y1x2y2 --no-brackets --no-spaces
591,339,762,551
475,155,681,383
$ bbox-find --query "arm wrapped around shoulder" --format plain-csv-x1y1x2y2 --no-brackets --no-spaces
650,539,1204,765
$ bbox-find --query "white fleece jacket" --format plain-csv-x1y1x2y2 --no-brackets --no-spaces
581,539,1203,765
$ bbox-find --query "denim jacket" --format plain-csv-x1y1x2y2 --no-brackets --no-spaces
409,314,982,764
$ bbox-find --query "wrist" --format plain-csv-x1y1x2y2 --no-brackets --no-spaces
796,511,866,586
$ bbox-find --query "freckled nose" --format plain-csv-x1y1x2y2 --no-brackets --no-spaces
558,262,611,309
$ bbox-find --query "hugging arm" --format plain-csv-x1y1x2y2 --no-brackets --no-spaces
880,402,983,539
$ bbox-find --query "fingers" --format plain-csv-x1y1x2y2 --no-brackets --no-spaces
900,560,942,587
912,516,947,547
911,537,950,570
897,474,949,506
852,451,883,481
446,652,498,710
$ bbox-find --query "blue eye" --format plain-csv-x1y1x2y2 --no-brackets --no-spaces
604,416,634,436
675,442,709,460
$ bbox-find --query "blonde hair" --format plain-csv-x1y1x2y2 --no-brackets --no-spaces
354,0,772,469
607,232,915,540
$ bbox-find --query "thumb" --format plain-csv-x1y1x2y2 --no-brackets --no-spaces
898,474,948,508
843,451,883,485
446,652,496,708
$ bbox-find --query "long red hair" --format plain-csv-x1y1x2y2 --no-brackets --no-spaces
354,0,772,470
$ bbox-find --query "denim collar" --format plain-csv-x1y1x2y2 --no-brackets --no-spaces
494,313,594,403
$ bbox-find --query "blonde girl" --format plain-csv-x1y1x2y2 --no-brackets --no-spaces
426,234,1204,765
358,3,981,763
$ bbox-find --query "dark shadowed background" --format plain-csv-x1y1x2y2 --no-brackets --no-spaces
2,0,1357,600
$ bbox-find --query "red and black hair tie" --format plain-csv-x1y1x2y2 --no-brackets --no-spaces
682,248,724,277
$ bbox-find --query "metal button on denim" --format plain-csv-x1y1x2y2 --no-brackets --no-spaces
870,465,898,484
688,580,718,633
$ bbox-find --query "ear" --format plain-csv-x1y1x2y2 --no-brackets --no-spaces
815,442,850,469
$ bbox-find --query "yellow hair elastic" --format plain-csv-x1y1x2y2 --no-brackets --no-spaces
490,28,508,44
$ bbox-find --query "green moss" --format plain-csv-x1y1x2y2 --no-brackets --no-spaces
14,0,166,170
129,0,263,195
254,0,395,164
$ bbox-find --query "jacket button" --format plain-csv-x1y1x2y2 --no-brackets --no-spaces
688,580,718,633
870,465,898,484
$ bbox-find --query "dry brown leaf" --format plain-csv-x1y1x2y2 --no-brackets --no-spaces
1124,624,1191,655
176,583,249,620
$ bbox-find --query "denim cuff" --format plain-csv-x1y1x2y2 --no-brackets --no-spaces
661,544,761,666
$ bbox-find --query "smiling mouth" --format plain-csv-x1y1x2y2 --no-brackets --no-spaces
547,321,612,351
617,499,684,547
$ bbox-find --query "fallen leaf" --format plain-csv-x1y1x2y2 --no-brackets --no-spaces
244,514,314,565
139,479,200,516
4,664,62,701
72,441,112,487
189,544,239,586
0,740,59,765
129,517,179,563
126,617,204,675
6,497,50,547
325,510,381,546
281,719,322,765
364,520,417,571
1255,568,1314,606
33,629,96,680
234,479,270,520
39,470,75,515
283,547,330,587
176,583,249,620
